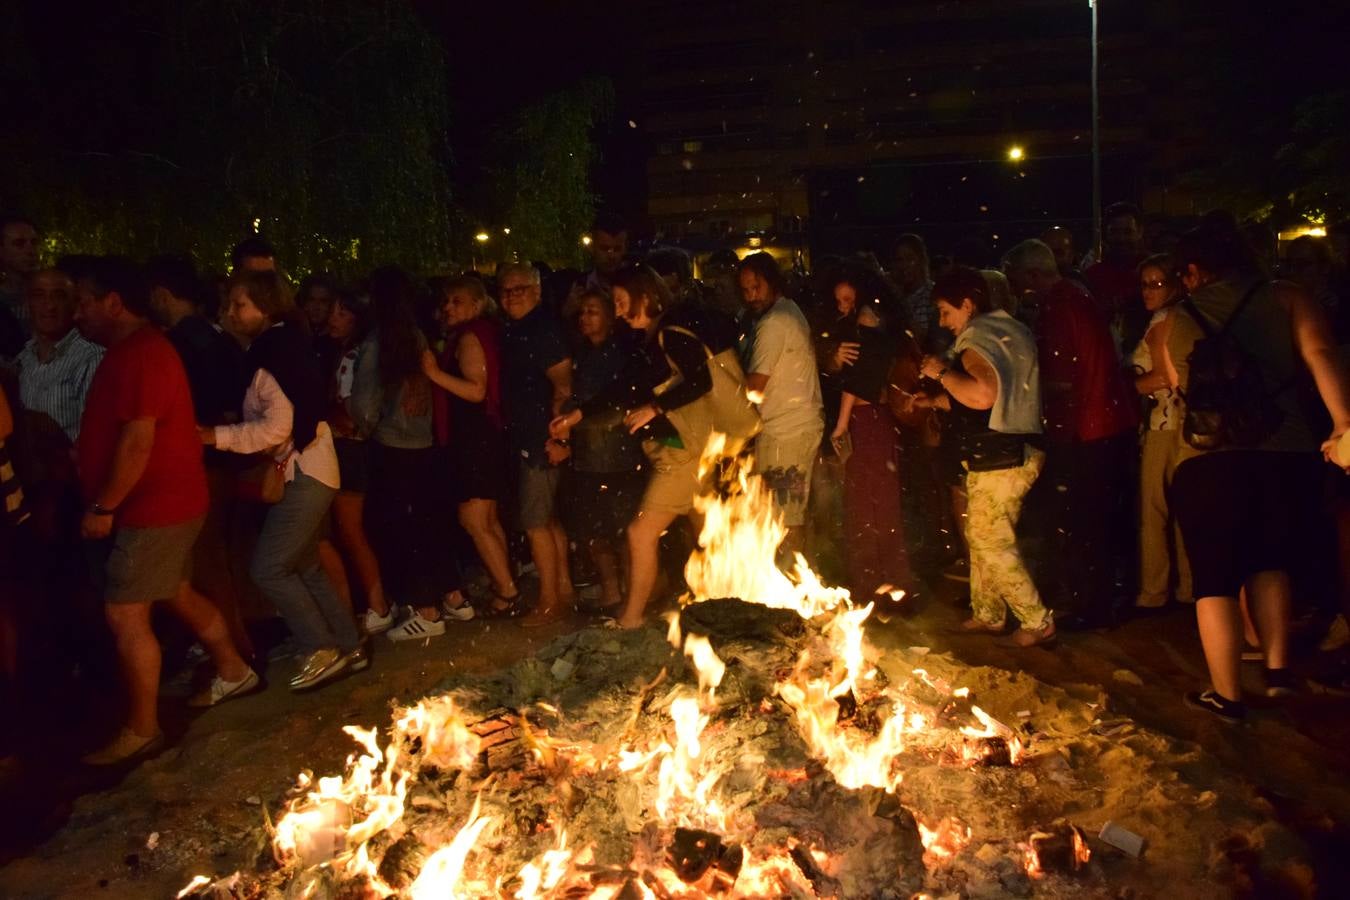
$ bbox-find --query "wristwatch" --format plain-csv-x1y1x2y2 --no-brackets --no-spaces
88,502,116,517
935,366,949,383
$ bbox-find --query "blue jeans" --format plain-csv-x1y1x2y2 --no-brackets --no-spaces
250,469,359,654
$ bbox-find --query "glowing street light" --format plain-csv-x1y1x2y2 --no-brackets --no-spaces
581,235,593,246
1007,145,1025,162
474,232,490,243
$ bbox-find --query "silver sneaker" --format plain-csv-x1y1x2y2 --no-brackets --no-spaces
345,642,371,673
289,648,348,692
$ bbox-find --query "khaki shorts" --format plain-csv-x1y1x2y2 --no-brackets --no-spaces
639,441,702,516
105,516,204,604
518,461,563,531
753,427,823,527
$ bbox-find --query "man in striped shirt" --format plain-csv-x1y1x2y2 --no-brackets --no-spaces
16,268,104,443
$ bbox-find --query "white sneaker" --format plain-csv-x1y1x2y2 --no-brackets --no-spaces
387,612,446,641
442,596,476,622
363,605,398,635
188,668,261,708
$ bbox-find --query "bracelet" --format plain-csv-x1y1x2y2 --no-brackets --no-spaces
936,366,949,382
88,502,115,516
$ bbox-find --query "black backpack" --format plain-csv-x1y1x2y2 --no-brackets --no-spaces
1179,281,1289,451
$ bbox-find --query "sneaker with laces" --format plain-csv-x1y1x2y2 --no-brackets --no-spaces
387,612,446,641
187,668,261,708
81,728,165,766
1184,689,1246,724
1264,668,1299,698
442,599,476,622
362,605,397,635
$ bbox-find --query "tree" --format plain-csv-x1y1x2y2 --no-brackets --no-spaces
480,78,614,267
2,0,455,276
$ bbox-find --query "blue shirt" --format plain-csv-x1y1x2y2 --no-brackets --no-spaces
17,328,104,441
501,304,569,466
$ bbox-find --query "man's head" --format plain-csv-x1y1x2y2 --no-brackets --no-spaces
497,262,542,321
737,251,786,315
589,211,629,278
1283,236,1334,292
891,234,929,290
1040,226,1077,274
1172,222,1252,293
74,257,152,346
25,268,76,341
145,254,203,326
297,273,340,333
231,236,277,274
647,246,692,296
1,215,40,278
932,266,993,337
1102,202,1143,262
1001,239,1061,298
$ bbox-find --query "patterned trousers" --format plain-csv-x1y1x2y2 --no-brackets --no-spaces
965,446,1050,629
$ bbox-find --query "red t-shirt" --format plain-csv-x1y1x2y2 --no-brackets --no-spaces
77,325,209,527
1084,258,1140,318
1036,279,1138,443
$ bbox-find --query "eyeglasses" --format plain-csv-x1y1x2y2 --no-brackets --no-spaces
499,285,535,297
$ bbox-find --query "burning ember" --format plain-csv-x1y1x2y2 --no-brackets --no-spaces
180,437,1097,899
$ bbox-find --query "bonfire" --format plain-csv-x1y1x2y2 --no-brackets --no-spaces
180,436,1091,900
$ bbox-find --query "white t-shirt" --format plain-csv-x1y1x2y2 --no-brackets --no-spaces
746,297,824,436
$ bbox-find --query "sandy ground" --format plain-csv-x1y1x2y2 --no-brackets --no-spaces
1,586,1348,899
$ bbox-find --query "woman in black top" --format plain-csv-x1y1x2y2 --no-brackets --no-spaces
825,268,915,599
551,264,735,627
554,289,648,611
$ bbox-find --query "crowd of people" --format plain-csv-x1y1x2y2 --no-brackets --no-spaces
1,203,1348,767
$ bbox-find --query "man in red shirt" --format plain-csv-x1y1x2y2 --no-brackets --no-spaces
1084,202,1148,353
74,257,257,766
1005,240,1138,629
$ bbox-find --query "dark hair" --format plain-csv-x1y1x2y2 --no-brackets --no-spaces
932,265,993,314
226,269,301,326
893,233,929,264
592,210,628,237
611,263,673,320
331,289,372,344
367,266,425,390
1172,223,1255,280
704,249,740,271
145,254,203,307
1286,235,1333,266
0,213,37,234
54,253,100,283
82,256,151,318
647,246,692,285
1137,253,1177,284
737,251,787,297
1104,201,1142,225
575,287,616,322
827,263,901,326
231,236,276,271
296,272,340,308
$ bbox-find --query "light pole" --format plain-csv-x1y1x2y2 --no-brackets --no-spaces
1090,0,1102,259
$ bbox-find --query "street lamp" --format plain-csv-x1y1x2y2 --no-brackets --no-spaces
581,235,593,246
1007,145,1025,162
475,232,490,243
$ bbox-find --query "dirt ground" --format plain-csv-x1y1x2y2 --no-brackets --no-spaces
1,584,1349,899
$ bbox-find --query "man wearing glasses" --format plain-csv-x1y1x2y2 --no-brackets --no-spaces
498,263,574,624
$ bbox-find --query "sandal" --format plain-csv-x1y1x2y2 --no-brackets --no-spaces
480,588,528,619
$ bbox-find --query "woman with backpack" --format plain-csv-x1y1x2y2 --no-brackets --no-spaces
1161,223,1350,723
550,263,748,628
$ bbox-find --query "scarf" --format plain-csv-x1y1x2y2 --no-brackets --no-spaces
953,309,1042,435
246,322,325,450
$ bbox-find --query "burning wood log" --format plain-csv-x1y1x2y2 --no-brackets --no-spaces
1025,820,1092,878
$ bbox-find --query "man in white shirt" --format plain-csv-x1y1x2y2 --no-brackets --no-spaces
738,253,824,552
16,268,104,443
